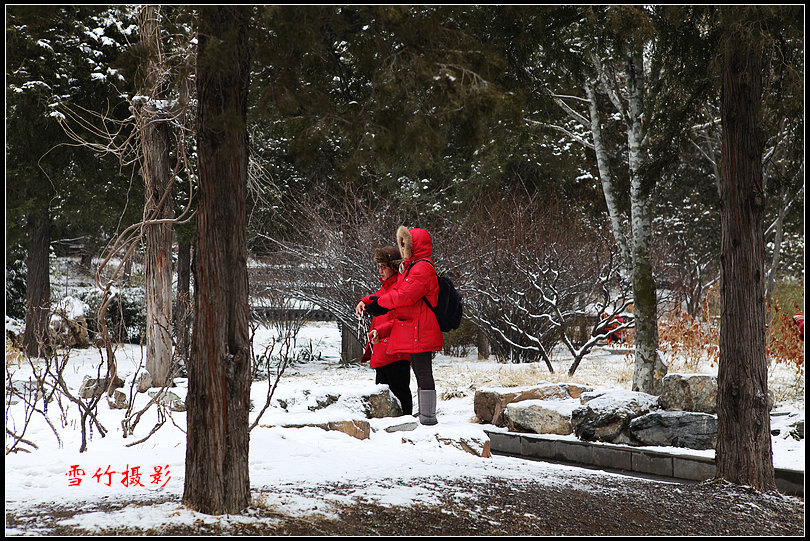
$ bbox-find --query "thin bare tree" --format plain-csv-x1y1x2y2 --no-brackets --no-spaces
136,5,175,387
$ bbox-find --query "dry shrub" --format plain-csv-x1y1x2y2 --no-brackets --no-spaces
659,280,805,377
767,282,804,375
5,338,25,367
658,284,720,372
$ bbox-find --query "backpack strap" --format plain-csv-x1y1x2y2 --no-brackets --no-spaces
403,258,434,278
403,259,437,311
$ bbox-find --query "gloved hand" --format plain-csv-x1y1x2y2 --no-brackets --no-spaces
365,296,390,317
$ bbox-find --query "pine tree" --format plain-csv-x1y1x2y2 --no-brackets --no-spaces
715,5,777,493
183,5,253,515
6,6,140,356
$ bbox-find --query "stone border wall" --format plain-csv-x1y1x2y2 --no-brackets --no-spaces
486,430,803,497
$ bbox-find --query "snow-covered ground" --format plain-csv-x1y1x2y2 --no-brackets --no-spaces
5,320,805,534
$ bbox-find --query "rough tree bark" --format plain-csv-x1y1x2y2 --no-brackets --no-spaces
341,322,366,363
22,213,52,358
138,5,175,387
715,8,775,492
183,6,253,515
625,48,665,395
175,239,191,363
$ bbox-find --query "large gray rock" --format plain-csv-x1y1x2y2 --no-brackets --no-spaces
505,399,580,435
362,387,403,418
571,390,661,445
660,373,718,414
147,389,186,412
628,411,717,450
78,375,125,399
474,384,569,427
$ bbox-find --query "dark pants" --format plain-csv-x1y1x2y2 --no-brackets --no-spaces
410,352,435,391
375,359,412,415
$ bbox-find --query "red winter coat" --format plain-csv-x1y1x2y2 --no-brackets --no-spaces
376,227,443,355
360,273,410,368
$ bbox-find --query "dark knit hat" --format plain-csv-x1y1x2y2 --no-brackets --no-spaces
374,246,401,270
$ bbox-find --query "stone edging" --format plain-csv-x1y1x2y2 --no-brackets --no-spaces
485,430,803,497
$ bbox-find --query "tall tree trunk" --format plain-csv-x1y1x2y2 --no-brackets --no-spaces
175,239,191,363
22,213,52,358
715,8,775,492
476,330,490,360
625,49,665,395
183,5,252,515
138,5,175,387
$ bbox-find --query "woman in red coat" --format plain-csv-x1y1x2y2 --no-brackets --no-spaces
364,226,443,425
355,246,413,415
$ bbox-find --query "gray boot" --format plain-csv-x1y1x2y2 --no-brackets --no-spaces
418,389,438,425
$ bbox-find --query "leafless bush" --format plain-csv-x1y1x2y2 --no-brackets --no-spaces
6,337,108,454
252,289,311,350
251,188,631,373
248,334,292,431
437,195,630,370
252,189,406,357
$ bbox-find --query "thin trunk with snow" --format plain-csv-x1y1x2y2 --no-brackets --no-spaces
138,5,175,387
585,80,632,274
625,49,665,395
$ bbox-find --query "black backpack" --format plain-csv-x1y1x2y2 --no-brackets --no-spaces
404,259,463,332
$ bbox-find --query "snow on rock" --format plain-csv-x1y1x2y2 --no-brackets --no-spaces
49,296,91,348
52,296,89,320
571,390,661,444
473,383,569,426
401,422,493,458
506,398,581,435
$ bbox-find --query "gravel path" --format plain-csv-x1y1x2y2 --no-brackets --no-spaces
6,474,804,536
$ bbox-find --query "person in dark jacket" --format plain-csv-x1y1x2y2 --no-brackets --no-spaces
363,226,443,425
356,246,413,415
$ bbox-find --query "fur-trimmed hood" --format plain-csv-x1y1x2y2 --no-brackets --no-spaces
396,226,433,261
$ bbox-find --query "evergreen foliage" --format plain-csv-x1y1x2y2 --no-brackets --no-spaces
6,5,804,329
6,6,142,258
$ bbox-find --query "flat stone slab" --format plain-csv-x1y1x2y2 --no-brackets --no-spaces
263,419,372,440
384,421,419,433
